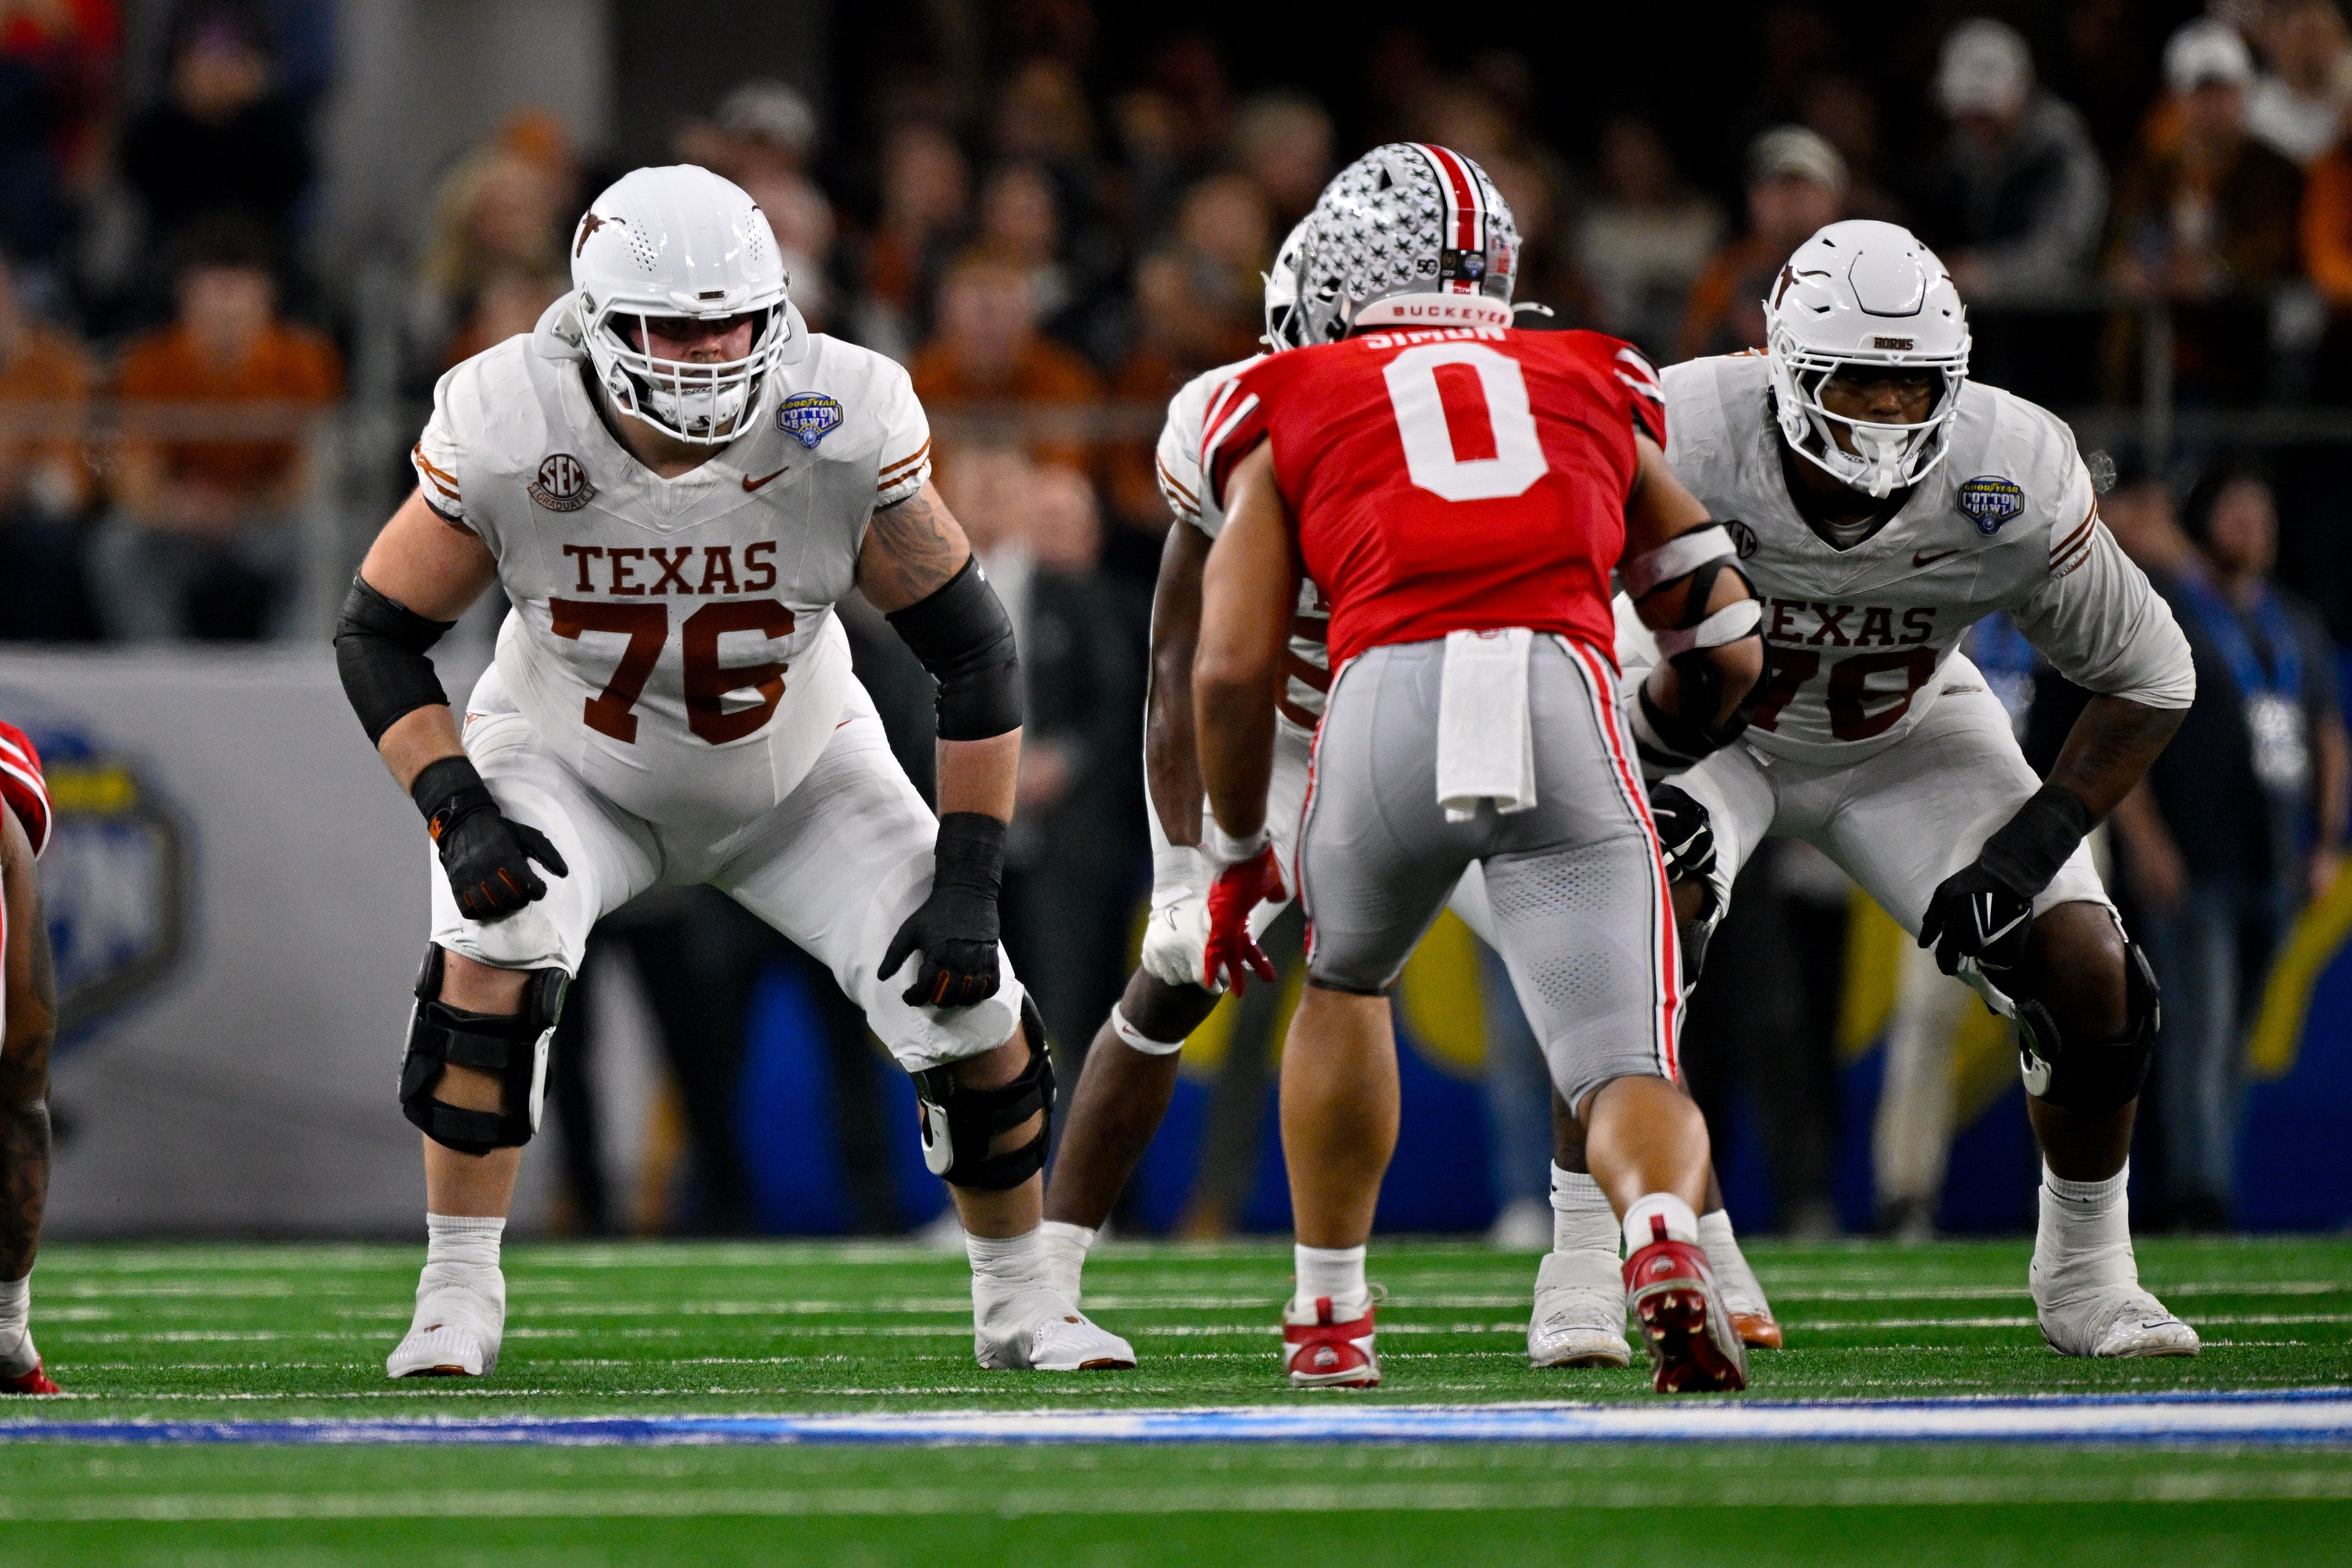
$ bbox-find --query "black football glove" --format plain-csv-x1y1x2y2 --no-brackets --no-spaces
412,756,568,922
882,812,1006,1007
1917,784,2091,978
1916,864,2035,977
1649,782,1717,888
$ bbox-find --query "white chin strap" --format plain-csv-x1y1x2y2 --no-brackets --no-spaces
1798,406,1944,501
1847,422,1914,499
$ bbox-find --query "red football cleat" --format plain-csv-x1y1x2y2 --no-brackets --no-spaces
1283,1295,1381,1388
1624,1230,1748,1394
3,1362,60,1395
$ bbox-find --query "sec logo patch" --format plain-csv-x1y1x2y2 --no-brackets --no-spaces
778,391,843,449
1957,476,2024,535
1723,518,1760,559
528,453,595,513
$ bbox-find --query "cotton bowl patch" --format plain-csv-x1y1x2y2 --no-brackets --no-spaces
1957,476,2024,535
777,391,842,449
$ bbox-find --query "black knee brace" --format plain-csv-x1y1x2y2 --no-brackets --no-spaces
2016,938,2159,1111
912,998,1054,1190
399,947,569,1155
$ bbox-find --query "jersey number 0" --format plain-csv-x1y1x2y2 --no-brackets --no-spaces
548,598,796,745
1381,343,1549,502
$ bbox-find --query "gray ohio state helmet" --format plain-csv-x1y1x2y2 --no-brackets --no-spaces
1290,143,1518,346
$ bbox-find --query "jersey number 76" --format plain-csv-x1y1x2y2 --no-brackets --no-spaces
548,597,796,745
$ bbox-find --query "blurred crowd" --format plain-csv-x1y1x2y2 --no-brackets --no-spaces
10,3,2352,642
1,0,2350,1237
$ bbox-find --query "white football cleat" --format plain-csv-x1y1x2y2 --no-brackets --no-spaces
975,1288,1136,1371
2036,1281,2201,1359
386,1264,506,1379
1527,1249,1631,1368
2031,1217,2200,1359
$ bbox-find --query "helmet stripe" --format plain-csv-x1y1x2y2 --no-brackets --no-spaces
1410,143,1485,292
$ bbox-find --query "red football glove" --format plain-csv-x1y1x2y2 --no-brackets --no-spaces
1201,841,1286,995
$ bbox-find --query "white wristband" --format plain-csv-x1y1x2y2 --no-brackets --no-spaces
1202,818,1270,873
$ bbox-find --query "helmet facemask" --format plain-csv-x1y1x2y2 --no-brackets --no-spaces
1767,318,1969,500
584,294,791,445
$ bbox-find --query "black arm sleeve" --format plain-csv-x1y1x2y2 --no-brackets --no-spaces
334,575,456,745
883,555,1022,741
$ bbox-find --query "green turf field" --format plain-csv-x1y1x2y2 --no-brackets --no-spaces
0,1235,2346,1565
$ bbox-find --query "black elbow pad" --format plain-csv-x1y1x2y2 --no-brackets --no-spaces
335,575,456,744
885,556,1023,741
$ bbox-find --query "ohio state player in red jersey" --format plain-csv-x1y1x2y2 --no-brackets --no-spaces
0,719,58,1394
1194,145,1766,1394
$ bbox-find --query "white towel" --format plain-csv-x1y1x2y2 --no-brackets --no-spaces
1436,627,1537,823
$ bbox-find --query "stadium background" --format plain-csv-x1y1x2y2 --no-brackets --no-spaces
1,0,2347,1244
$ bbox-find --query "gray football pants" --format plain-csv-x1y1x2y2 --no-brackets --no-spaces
1299,635,1681,1112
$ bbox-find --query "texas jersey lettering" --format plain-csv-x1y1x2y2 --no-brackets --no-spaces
413,325,929,826
1661,352,2177,762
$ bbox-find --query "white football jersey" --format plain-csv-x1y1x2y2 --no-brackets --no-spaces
1158,356,1330,731
1661,352,2192,765
413,328,931,827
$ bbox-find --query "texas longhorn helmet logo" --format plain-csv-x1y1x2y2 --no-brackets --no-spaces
574,211,622,258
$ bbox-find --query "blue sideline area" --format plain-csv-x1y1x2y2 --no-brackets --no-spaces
4,1390,2350,1447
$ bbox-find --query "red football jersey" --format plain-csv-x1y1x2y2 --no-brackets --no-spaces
0,720,47,860
1201,326,1664,671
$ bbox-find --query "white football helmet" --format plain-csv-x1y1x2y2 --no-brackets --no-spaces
1763,220,1971,499
1290,142,1518,346
568,164,801,445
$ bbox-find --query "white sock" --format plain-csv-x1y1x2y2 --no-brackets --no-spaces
2035,1162,2135,1293
1549,1165,1619,1258
1037,1220,1095,1303
0,1272,34,1377
1698,1210,1765,1314
1293,1243,1368,1315
425,1213,505,1277
1620,1193,1700,1254
967,1228,1052,1319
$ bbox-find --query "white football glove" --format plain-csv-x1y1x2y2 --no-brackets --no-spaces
1139,845,1215,990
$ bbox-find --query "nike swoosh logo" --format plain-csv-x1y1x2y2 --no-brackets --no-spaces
1913,548,1959,567
742,465,790,492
